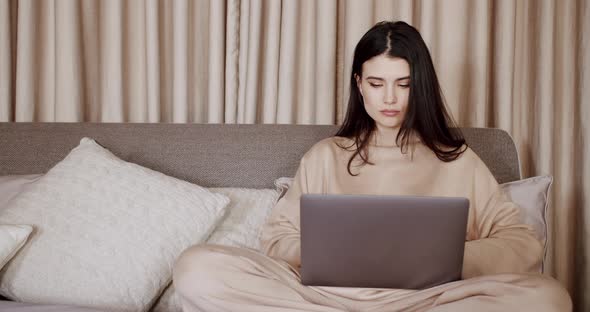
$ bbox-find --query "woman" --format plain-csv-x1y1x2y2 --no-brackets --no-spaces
173,21,571,312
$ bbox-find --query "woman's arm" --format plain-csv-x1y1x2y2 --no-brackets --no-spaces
462,158,543,279
260,157,310,269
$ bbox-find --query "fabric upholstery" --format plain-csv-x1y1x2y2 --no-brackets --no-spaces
0,123,524,312
0,301,107,312
0,123,520,186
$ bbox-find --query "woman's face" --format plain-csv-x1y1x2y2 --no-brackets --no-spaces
356,54,410,135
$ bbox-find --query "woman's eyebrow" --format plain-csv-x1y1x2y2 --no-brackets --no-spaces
366,76,410,81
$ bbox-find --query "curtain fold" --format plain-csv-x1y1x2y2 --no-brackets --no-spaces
575,0,589,306
0,0,9,120
0,0,588,310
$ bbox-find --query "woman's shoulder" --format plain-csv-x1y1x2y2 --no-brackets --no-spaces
301,136,353,162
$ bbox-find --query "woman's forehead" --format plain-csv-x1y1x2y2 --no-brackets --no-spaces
362,55,410,80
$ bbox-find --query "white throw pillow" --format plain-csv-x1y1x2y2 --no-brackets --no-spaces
0,225,33,269
0,138,230,312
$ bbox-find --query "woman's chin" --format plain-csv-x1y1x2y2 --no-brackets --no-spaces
376,120,402,130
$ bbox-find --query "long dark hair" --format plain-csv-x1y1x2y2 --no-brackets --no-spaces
336,21,467,176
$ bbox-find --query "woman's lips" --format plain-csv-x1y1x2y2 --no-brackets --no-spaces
380,110,400,117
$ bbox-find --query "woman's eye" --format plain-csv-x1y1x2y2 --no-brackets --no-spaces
369,83,382,88
399,84,410,88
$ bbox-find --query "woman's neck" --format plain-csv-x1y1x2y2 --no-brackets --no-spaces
370,127,421,147
372,127,401,147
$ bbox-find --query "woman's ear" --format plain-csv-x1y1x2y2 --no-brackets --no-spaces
355,74,363,97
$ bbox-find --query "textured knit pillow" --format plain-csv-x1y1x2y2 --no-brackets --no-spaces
0,138,230,312
152,187,280,312
207,187,280,250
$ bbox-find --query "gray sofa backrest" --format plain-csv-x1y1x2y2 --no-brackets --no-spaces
0,123,520,187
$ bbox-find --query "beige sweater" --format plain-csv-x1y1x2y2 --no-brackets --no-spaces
260,136,543,279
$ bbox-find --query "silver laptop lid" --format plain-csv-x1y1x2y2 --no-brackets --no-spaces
300,194,469,289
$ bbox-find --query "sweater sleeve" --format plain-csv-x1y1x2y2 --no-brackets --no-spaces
259,156,309,269
462,157,544,279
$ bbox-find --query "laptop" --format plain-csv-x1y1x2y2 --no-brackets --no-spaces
300,194,469,289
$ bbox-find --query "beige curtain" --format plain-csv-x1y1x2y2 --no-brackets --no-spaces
1,0,588,309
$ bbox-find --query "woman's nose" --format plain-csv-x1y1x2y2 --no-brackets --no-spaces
384,86,397,104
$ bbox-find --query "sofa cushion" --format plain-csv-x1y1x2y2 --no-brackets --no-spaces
0,301,108,312
0,138,230,312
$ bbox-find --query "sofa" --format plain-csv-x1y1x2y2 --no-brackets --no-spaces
0,123,550,312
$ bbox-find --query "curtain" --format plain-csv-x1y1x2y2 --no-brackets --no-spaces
1,0,588,310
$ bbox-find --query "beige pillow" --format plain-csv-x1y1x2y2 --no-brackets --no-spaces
0,138,230,312
500,175,552,245
500,175,552,272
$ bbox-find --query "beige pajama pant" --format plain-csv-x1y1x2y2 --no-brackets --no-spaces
173,244,572,312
